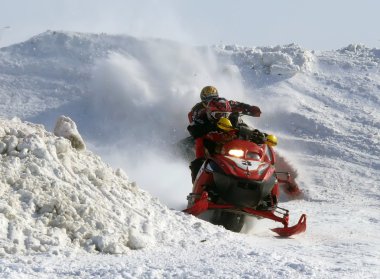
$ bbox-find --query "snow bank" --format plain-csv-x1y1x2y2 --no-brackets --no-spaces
217,43,315,77
0,117,221,256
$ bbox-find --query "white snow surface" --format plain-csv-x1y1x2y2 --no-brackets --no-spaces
0,31,379,278
0,117,225,255
53,115,86,151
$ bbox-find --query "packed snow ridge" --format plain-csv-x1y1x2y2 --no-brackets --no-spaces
0,116,222,255
0,31,316,121
216,43,316,76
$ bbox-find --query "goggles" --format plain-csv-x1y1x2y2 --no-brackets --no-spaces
209,111,231,120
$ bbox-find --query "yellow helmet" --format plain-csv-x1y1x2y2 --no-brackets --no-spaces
265,134,278,147
217,117,234,132
200,86,218,103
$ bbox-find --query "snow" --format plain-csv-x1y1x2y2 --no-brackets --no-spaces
53,115,86,151
0,31,379,278
0,117,227,256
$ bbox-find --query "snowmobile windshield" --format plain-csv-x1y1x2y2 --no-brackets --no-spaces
247,152,261,161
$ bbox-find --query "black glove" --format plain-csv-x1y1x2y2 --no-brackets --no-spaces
250,129,266,144
187,123,213,139
246,106,261,117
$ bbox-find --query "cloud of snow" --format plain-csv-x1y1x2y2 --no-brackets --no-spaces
97,146,192,210
88,41,247,208
85,40,316,209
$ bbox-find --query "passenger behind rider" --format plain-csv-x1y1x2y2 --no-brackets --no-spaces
203,117,238,156
187,85,262,182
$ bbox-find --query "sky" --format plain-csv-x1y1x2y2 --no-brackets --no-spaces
0,0,379,50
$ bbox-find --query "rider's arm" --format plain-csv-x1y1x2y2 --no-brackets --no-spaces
229,100,261,117
187,121,213,139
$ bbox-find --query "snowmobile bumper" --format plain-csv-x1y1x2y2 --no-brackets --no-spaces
184,191,307,237
271,214,306,237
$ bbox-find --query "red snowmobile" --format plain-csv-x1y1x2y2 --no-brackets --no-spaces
183,121,306,237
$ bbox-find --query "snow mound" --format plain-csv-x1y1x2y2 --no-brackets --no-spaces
0,117,221,256
0,31,141,119
217,43,315,77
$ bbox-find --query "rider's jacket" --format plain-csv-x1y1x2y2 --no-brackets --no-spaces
187,98,259,139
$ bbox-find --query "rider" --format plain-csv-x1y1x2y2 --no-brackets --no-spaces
187,85,262,182
188,86,261,128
